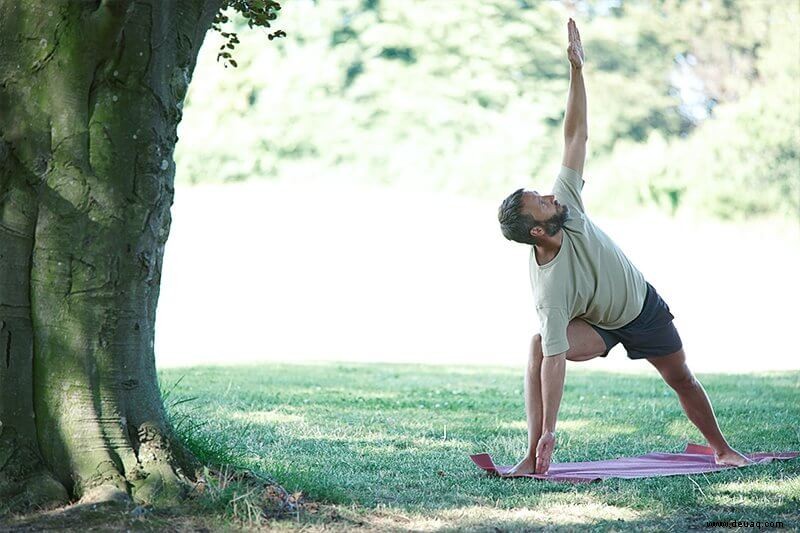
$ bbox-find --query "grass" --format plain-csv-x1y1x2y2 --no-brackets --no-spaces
154,362,799,531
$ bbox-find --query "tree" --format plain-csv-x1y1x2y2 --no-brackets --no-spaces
0,0,280,512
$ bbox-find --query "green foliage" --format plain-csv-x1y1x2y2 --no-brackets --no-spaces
589,1,800,220
212,0,284,68
178,0,799,221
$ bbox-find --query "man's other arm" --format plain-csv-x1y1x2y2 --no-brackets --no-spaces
562,18,587,176
536,351,566,474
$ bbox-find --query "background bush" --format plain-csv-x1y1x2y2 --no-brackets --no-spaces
176,0,799,221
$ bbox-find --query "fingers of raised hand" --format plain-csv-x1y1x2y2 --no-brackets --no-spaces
567,18,581,44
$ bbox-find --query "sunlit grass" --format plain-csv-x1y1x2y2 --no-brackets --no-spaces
160,363,800,530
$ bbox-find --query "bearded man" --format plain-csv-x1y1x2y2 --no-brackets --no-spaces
497,18,749,476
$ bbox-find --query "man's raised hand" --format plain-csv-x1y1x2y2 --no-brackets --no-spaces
567,18,584,69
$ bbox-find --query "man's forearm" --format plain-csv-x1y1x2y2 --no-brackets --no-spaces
524,356,544,456
563,66,587,141
541,353,566,432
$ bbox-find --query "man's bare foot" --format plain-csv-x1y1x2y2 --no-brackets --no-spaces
504,455,535,477
715,447,751,467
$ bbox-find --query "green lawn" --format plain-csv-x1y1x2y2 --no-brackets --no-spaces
160,363,800,531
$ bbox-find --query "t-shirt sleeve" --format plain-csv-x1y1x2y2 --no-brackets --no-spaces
536,306,570,357
552,165,585,214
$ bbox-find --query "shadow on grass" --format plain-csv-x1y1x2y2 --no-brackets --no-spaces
0,500,214,532
0,468,345,532
157,362,800,530
0,500,350,532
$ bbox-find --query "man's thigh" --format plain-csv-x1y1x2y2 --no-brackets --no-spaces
565,319,609,362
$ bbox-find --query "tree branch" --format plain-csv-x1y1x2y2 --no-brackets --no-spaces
174,0,225,68
196,0,226,47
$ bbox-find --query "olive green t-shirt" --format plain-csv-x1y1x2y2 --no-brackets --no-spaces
529,166,647,357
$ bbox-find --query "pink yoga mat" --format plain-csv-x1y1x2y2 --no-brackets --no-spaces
470,444,799,483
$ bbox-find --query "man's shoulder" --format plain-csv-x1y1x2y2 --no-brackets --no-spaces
554,165,584,190
553,165,585,213
562,208,590,235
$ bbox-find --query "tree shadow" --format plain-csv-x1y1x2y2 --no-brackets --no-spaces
156,363,800,529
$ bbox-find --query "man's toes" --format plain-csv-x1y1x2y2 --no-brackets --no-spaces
716,451,751,467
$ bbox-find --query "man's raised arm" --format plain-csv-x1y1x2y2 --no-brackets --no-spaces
561,18,587,176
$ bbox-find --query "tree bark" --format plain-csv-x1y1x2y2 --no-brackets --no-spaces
0,0,220,511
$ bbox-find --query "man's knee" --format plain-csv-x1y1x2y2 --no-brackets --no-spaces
529,333,543,369
664,367,698,393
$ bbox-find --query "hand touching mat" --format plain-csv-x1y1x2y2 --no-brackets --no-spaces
470,444,799,483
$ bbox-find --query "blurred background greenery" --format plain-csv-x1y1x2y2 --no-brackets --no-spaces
176,0,799,221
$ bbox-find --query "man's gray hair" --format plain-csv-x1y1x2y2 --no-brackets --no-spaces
498,188,538,245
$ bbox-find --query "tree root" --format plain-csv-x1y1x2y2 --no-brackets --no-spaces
0,471,69,515
128,422,192,505
76,460,131,505
0,431,69,515
79,483,131,506
130,460,186,504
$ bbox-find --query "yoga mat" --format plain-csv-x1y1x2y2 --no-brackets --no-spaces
470,444,799,483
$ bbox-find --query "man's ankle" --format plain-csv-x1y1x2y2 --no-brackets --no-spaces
712,443,733,456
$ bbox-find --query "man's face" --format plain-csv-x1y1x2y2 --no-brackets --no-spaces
521,190,565,222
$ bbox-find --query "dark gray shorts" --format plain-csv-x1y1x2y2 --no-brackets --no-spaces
589,282,683,360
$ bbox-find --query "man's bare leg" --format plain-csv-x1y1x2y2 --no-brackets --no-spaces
506,320,606,476
647,349,749,466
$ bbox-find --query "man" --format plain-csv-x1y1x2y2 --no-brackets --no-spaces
496,18,749,476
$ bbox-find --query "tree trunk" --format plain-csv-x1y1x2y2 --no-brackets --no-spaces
0,0,219,511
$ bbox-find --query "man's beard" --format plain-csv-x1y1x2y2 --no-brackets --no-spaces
537,204,571,237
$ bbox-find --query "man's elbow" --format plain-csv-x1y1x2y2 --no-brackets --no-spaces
565,130,588,143
543,352,567,365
